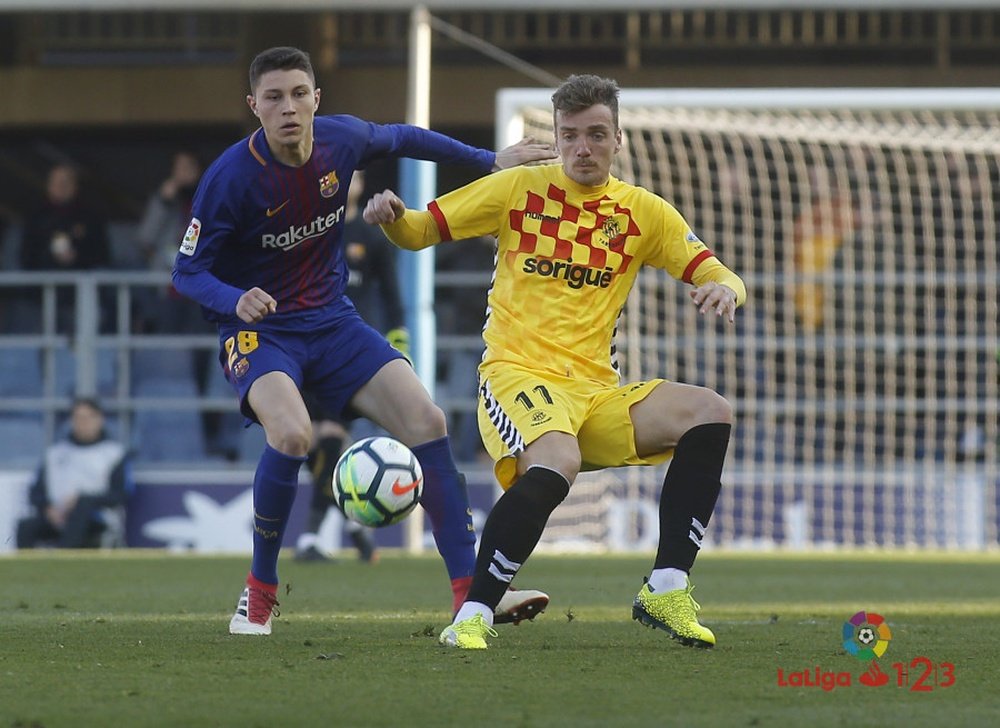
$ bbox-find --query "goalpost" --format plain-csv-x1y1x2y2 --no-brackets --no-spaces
496,88,1000,551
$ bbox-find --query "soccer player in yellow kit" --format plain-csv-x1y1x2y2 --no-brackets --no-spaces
364,74,746,650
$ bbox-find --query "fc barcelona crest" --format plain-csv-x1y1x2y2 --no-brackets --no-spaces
319,170,340,198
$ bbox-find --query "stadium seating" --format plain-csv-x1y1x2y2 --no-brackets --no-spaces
203,365,243,459
53,347,119,398
132,379,207,462
0,347,43,398
0,416,46,468
129,347,196,391
237,422,266,464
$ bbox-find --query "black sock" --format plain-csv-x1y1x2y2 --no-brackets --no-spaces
466,466,570,609
304,435,344,534
654,422,731,573
308,435,344,510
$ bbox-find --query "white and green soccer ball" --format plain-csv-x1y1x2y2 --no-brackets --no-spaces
332,437,423,528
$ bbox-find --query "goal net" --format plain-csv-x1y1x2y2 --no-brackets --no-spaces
495,88,1000,551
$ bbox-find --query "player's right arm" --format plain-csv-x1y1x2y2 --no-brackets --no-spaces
364,168,518,250
362,190,441,251
171,156,276,323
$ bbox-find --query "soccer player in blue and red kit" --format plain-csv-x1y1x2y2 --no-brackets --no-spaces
172,46,555,635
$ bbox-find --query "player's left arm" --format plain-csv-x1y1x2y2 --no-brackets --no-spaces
492,136,558,170
359,118,554,171
688,261,746,324
648,198,747,324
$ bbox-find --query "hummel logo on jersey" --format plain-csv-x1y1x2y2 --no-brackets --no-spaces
524,211,561,223
390,477,422,496
522,256,613,289
266,200,290,217
261,206,345,250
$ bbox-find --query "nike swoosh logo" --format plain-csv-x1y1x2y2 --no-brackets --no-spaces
266,200,290,217
391,477,422,496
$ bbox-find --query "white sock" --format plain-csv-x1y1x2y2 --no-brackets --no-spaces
647,567,688,593
453,601,494,626
296,532,318,551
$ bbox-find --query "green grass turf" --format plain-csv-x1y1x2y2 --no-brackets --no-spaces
2,551,998,728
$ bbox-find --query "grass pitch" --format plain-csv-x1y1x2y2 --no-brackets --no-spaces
2,551,998,728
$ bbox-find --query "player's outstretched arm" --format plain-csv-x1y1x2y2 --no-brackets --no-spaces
493,136,557,171
236,286,277,323
363,189,442,251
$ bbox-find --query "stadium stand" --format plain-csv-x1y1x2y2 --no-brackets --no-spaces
129,347,197,392
237,423,267,465
131,378,207,462
0,347,43,398
202,362,244,461
0,416,46,468
54,346,118,399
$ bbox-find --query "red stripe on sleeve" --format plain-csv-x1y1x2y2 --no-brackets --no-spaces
428,201,452,241
682,249,714,283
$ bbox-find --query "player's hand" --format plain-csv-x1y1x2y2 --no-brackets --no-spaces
363,190,406,225
385,327,411,364
690,282,738,323
492,136,558,171
236,287,277,323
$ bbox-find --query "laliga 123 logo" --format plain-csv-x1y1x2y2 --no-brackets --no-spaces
777,610,956,692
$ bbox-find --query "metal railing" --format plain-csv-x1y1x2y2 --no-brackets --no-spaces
0,270,490,464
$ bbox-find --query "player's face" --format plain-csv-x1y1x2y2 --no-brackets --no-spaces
247,69,321,156
555,104,621,187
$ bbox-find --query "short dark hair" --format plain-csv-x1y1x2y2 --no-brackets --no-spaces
551,74,621,130
249,46,315,93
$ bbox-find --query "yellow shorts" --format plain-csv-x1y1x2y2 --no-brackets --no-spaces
477,364,671,489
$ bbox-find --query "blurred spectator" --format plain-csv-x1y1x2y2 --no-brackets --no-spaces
20,163,110,272
134,150,207,333
436,235,494,463
137,150,202,271
16,397,132,549
791,166,856,333
17,163,111,333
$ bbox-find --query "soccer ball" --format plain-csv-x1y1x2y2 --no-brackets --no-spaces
332,437,423,528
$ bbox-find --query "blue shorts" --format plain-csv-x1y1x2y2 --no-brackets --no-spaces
217,297,405,424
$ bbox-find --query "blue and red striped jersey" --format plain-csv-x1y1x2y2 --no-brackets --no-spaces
172,115,493,324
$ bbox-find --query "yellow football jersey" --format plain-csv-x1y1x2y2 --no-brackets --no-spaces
426,164,745,386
